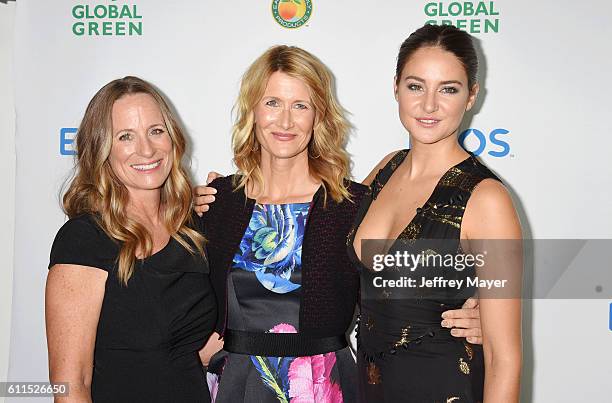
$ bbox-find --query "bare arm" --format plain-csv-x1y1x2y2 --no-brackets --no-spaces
463,179,522,403
46,265,107,403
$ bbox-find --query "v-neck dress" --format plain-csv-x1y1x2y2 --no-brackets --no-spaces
347,150,500,402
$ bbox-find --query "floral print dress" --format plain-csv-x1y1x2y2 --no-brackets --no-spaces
207,203,353,403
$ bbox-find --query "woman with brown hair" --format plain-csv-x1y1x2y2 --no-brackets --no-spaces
348,24,522,402
46,76,216,402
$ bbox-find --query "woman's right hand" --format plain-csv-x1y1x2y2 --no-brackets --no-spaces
193,172,223,216
199,332,224,367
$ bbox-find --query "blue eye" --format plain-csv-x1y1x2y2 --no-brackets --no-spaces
441,86,459,94
265,99,279,107
294,103,308,110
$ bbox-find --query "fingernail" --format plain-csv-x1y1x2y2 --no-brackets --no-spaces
467,337,474,343
210,196,215,201
197,213,202,217
451,329,459,336
441,312,448,319
441,320,449,327
212,188,217,194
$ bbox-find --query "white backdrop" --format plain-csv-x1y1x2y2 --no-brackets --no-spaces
0,4,17,403
7,0,612,401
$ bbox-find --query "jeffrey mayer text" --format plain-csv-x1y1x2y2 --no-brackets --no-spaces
372,276,508,290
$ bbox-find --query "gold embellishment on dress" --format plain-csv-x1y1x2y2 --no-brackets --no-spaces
367,362,382,385
389,149,408,171
393,325,411,349
439,166,483,193
433,202,465,210
428,216,461,229
399,222,421,241
439,167,465,187
365,315,375,331
422,210,462,229
464,342,474,361
447,397,460,402
381,290,392,299
459,357,470,375
425,202,465,213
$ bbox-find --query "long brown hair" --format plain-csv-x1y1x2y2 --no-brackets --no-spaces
232,45,352,203
63,76,204,285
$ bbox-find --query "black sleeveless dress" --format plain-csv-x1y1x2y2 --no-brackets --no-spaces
347,150,500,403
49,214,216,402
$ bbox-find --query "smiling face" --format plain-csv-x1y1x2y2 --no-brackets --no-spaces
394,46,479,146
108,93,173,196
253,71,316,161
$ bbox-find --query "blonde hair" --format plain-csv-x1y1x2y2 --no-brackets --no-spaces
63,76,204,285
232,45,352,203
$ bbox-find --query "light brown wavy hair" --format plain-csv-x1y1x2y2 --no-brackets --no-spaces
232,45,352,203
63,76,204,285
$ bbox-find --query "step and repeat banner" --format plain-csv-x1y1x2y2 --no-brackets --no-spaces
8,0,612,401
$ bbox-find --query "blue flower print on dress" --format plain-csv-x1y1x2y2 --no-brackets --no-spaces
232,203,309,293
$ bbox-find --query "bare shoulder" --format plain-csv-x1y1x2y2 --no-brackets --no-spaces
463,178,522,239
470,178,511,205
361,150,404,186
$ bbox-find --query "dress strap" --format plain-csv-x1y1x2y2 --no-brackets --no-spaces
370,149,409,200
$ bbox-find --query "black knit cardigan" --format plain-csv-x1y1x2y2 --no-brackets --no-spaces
202,175,368,338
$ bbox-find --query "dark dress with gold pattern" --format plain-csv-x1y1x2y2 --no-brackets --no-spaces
347,150,499,402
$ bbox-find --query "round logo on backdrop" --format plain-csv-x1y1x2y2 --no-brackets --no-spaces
272,0,313,29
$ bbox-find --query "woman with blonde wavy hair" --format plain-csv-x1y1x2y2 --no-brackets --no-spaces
46,76,216,403
200,45,366,402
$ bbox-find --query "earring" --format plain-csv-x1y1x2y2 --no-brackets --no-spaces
309,146,320,159
251,141,260,152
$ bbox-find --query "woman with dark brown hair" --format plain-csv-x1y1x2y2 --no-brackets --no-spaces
348,24,522,402
46,76,216,402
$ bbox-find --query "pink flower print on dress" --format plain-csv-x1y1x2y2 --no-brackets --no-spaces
269,323,298,334
288,353,343,402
